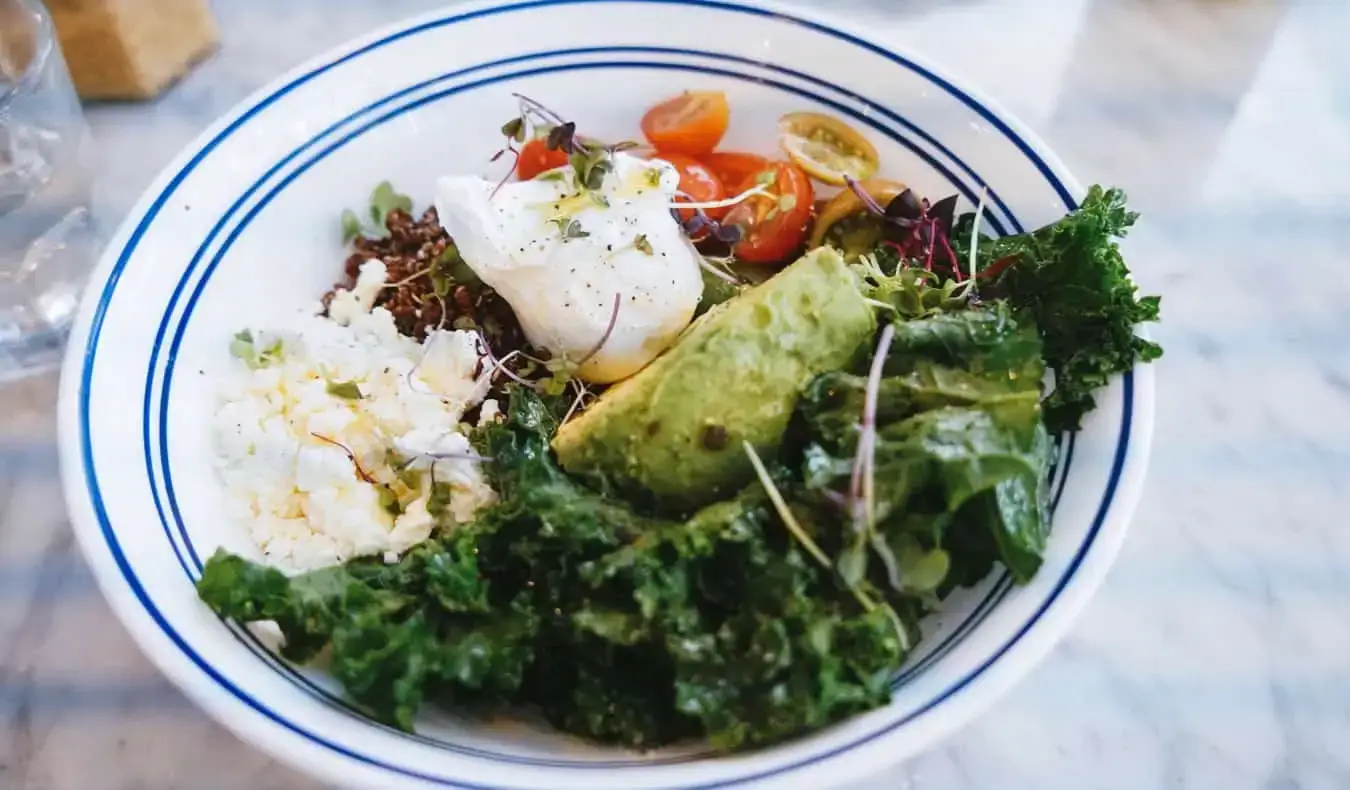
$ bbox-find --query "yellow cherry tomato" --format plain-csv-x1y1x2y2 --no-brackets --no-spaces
778,111,880,185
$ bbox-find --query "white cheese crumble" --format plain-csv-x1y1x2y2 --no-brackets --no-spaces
213,261,497,573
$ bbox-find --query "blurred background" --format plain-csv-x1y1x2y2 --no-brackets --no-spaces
3,1,1349,788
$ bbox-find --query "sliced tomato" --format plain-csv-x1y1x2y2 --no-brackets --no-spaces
640,91,730,156
516,138,569,180
659,153,727,224
722,161,815,264
778,111,879,185
701,151,771,191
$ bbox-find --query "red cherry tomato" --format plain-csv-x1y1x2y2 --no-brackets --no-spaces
640,91,731,156
516,138,569,180
722,162,815,264
658,152,727,224
702,151,771,191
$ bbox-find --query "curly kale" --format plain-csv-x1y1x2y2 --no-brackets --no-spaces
953,185,1162,432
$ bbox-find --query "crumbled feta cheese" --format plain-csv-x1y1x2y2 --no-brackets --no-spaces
213,281,496,574
328,260,388,326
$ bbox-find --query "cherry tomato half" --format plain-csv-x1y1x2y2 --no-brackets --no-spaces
809,178,908,251
640,91,731,156
516,138,569,180
778,111,879,185
723,161,815,264
658,152,727,224
701,151,772,191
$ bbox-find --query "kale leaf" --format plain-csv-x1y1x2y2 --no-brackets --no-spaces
954,185,1162,432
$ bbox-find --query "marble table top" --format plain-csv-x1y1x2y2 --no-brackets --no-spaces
3,0,1349,788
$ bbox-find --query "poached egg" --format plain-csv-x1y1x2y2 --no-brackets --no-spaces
434,152,701,383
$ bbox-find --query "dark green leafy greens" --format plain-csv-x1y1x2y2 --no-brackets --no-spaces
952,185,1161,431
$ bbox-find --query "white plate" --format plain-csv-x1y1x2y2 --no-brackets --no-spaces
57,1,1155,788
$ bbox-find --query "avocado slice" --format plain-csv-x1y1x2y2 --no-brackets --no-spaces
552,247,877,510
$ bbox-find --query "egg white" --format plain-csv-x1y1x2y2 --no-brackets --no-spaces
434,152,702,383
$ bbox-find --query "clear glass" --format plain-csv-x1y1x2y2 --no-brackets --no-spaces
0,0,97,382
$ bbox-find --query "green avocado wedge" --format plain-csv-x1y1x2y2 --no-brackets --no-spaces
553,247,877,510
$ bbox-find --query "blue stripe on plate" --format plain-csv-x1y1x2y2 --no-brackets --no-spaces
79,1,1127,787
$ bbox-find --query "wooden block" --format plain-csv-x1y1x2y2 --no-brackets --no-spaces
46,0,219,100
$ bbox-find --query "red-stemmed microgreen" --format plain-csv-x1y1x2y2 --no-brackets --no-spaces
843,175,890,218
544,292,621,424
310,433,376,484
673,205,745,245
473,331,542,391
575,292,622,370
849,322,895,532
845,176,970,282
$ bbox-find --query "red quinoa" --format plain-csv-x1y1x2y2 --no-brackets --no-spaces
323,206,548,376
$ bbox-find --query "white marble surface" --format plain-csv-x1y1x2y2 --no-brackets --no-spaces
2,0,1349,788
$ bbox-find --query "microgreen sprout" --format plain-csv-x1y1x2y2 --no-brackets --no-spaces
843,175,889,218
561,378,592,425
952,187,989,302
552,217,590,240
575,292,622,370
310,433,376,484
421,448,492,463
854,322,895,543
743,441,833,572
744,441,902,642
844,177,968,280
669,184,773,213
474,332,541,391
494,94,638,203
687,240,743,286
673,205,745,245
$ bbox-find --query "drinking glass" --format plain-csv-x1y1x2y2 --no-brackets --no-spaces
0,0,97,381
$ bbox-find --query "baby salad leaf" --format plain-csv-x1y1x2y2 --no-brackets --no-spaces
369,181,413,231
340,209,364,244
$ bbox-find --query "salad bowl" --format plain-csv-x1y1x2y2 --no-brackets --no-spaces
57,1,1156,788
